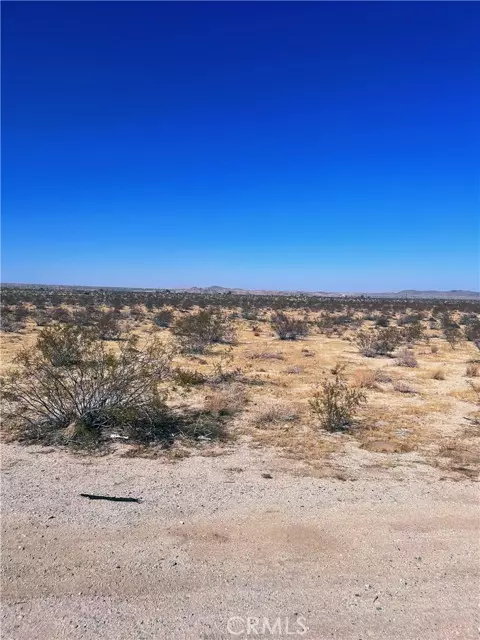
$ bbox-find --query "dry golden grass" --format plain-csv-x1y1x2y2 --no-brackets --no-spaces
248,398,300,426
246,350,285,361
400,399,451,416
392,379,418,394
355,402,434,455
428,367,446,380
448,385,480,403
434,436,480,480
351,368,382,389
203,384,248,416
248,421,337,467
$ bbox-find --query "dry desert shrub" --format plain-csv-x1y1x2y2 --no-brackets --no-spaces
247,351,285,361
0,312,27,333
173,367,207,386
301,348,316,357
464,319,480,351
402,322,425,344
392,379,418,394
251,398,300,426
283,365,305,375
95,310,124,341
375,315,390,327
352,368,382,389
153,308,174,328
443,325,463,350
435,439,480,480
203,383,248,416
395,348,418,368
430,367,446,380
469,381,480,405
171,307,236,353
465,362,480,378
375,369,393,383
1,323,237,450
174,411,229,442
1,325,174,448
271,312,309,340
355,326,404,357
48,306,73,323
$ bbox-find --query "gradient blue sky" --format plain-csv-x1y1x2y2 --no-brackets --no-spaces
2,1,479,291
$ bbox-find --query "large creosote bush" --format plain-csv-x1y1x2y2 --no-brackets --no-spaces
309,365,366,431
443,324,463,350
171,307,236,353
36,323,98,366
464,318,480,351
271,312,309,340
95,310,124,340
1,325,174,446
0,309,26,333
355,326,404,357
153,308,174,328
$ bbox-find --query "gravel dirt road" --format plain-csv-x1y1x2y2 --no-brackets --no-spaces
1,443,478,640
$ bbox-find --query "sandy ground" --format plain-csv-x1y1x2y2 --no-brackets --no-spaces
1,442,478,640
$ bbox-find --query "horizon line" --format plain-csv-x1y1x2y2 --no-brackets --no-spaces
2,282,479,297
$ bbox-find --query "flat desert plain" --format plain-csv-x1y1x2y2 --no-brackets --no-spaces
1,305,479,639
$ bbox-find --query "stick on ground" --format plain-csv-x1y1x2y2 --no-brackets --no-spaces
80,493,142,503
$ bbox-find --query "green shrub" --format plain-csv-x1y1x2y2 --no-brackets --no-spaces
153,308,174,328
49,307,73,323
397,313,424,326
464,319,480,350
443,325,462,349
171,308,236,353
0,309,26,333
402,322,425,343
317,313,334,332
375,315,390,327
34,310,50,327
1,325,173,447
309,365,366,431
37,323,97,367
356,327,404,357
271,312,309,340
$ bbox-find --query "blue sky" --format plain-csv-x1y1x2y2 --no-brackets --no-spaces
2,2,479,291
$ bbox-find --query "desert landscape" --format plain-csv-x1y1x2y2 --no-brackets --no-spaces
3,1,479,637
1,287,479,639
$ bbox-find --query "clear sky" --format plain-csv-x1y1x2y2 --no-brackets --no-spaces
2,1,479,292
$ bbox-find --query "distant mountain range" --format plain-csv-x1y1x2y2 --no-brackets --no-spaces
394,289,479,299
2,283,479,299
178,286,479,299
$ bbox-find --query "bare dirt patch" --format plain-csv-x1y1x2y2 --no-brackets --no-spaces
1,443,479,640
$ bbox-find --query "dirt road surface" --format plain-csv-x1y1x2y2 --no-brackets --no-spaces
1,444,478,640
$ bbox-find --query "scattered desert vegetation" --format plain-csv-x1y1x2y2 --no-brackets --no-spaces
1,285,479,478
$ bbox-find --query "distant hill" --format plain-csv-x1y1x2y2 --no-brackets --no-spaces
178,286,479,300
393,290,480,299
2,283,478,299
